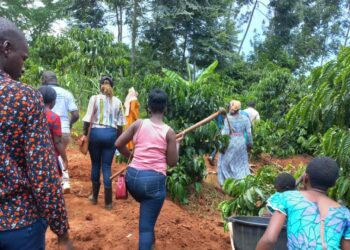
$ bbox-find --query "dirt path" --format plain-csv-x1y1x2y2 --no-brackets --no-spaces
45,148,231,250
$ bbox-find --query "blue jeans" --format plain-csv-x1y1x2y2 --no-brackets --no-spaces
126,167,166,250
89,128,117,188
0,218,48,250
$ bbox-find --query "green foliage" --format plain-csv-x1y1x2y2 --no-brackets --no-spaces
252,120,300,157
287,47,350,207
218,165,279,220
249,68,302,122
0,0,69,40
67,0,106,29
23,28,130,108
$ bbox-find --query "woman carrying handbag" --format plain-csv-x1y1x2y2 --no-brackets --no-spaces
81,76,125,210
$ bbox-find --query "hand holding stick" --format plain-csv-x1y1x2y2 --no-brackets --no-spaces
175,108,227,139
111,108,226,180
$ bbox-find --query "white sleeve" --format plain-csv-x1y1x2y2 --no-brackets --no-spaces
82,96,95,122
67,92,78,112
256,111,260,121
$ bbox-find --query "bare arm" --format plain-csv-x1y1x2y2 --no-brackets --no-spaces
53,134,68,170
342,239,350,250
115,120,142,159
69,110,79,129
117,125,123,138
256,211,286,250
166,128,179,167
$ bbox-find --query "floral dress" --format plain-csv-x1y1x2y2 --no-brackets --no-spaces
217,113,252,185
267,191,350,250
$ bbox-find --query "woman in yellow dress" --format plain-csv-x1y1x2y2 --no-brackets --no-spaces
124,87,140,150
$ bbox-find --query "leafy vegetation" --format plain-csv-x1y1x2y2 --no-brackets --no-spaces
5,0,350,219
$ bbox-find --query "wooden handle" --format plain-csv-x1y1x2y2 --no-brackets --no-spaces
110,166,127,180
176,108,226,138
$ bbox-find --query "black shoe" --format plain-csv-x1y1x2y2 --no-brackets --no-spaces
104,188,113,210
89,182,100,205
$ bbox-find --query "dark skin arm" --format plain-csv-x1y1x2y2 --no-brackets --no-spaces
69,110,79,129
342,239,350,250
115,120,141,159
83,122,89,136
256,211,286,250
115,120,183,165
53,135,68,170
166,128,178,167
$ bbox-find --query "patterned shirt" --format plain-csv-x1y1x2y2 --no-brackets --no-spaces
46,109,62,156
268,191,350,249
0,71,69,236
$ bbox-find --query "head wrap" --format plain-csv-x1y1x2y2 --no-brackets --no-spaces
124,87,138,116
230,100,241,112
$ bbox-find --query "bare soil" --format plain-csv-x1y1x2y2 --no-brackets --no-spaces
45,147,231,250
45,146,311,250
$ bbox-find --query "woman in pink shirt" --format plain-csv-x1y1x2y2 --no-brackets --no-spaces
116,88,182,250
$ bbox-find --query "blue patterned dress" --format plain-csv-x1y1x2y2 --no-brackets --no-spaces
267,191,350,249
218,113,252,185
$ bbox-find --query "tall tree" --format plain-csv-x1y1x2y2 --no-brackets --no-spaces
130,0,141,74
68,0,106,29
0,0,69,40
105,0,127,42
255,0,343,71
141,0,238,73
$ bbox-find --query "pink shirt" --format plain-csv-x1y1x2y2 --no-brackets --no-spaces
130,119,170,175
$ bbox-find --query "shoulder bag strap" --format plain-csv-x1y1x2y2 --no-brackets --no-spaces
226,116,234,134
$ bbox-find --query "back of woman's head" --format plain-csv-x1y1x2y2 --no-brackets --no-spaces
306,157,339,191
148,88,168,114
100,76,114,98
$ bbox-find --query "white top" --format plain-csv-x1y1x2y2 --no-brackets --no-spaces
83,94,126,129
244,107,260,123
48,85,78,134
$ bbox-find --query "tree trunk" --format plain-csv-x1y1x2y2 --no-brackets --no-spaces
115,0,123,42
131,0,139,75
344,22,350,47
182,33,188,73
238,0,258,55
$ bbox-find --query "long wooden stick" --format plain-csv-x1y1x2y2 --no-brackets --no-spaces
111,108,226,180
176,108,226,138
110,166,127,180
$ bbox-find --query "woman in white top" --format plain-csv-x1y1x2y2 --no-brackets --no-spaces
82,76,126,210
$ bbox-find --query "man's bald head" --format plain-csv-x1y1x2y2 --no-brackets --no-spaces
0,18,28,80
0,17,26,43
41,71,58,85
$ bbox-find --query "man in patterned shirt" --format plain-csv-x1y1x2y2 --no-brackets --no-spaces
0,18,72,249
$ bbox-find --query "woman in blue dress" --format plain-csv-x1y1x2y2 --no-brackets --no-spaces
257,157,350,250
217,100,253,185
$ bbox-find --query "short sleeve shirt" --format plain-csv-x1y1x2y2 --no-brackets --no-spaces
45,109,62,155
267,191,350,249
48,84,78,134
83,94,126,128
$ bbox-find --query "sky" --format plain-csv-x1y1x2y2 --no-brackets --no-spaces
35,0,271,55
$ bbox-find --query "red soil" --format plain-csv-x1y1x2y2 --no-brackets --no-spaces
45,147,231,250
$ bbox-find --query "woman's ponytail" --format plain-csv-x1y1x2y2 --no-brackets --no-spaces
101,80,113,99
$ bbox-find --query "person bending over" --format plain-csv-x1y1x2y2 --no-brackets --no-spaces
257,157,350,250
274,172,295,193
